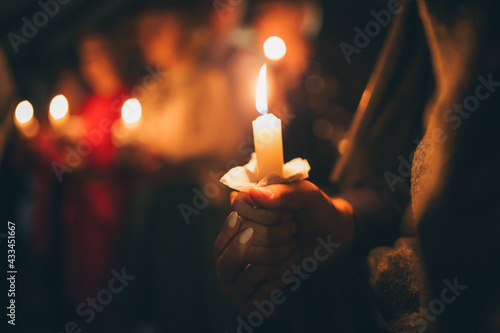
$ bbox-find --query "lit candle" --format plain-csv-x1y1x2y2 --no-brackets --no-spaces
253,64,284,180
14,100,39,138
263,36,287,61
112,98,142,146
49,94,69,131
121,98,142,127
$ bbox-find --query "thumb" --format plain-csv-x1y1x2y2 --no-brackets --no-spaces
248,181,314,211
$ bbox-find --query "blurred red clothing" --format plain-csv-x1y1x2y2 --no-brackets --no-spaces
63,87,130,304
79,88,126,167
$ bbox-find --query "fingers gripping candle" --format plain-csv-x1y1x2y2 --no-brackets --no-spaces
253,64,284,180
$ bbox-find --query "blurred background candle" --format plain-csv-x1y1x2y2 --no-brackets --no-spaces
253,64,284,179
121,98,142,127
14,100,39,138
49,94,69,132
263,36,287,61
112,98,142,146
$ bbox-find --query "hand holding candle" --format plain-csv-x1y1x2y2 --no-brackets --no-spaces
253,64,284,180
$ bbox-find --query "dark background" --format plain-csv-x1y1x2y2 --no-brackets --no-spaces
0,0,387,111
0,0,388,332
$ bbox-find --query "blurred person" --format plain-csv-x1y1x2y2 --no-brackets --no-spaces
135,6,242,173
53,69,88,119
215,0,500,332
120,5,243,332
200,0,261,137
56,32,131,325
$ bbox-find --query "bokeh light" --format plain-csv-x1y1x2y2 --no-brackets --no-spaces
122,98,142,125
263,36,286,60
15,100,34,124
49,94,69,120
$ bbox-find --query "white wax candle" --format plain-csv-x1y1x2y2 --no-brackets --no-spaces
253,64,284,179
253,113,284,179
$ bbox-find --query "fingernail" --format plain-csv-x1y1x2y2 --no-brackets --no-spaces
228,211,238,228
257,187,273,197
239,228,253,245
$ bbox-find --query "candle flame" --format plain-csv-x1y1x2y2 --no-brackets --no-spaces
256,64,268,115
263,36,286,60
15,100,34,124
49,94,69,120
122,98,142,125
